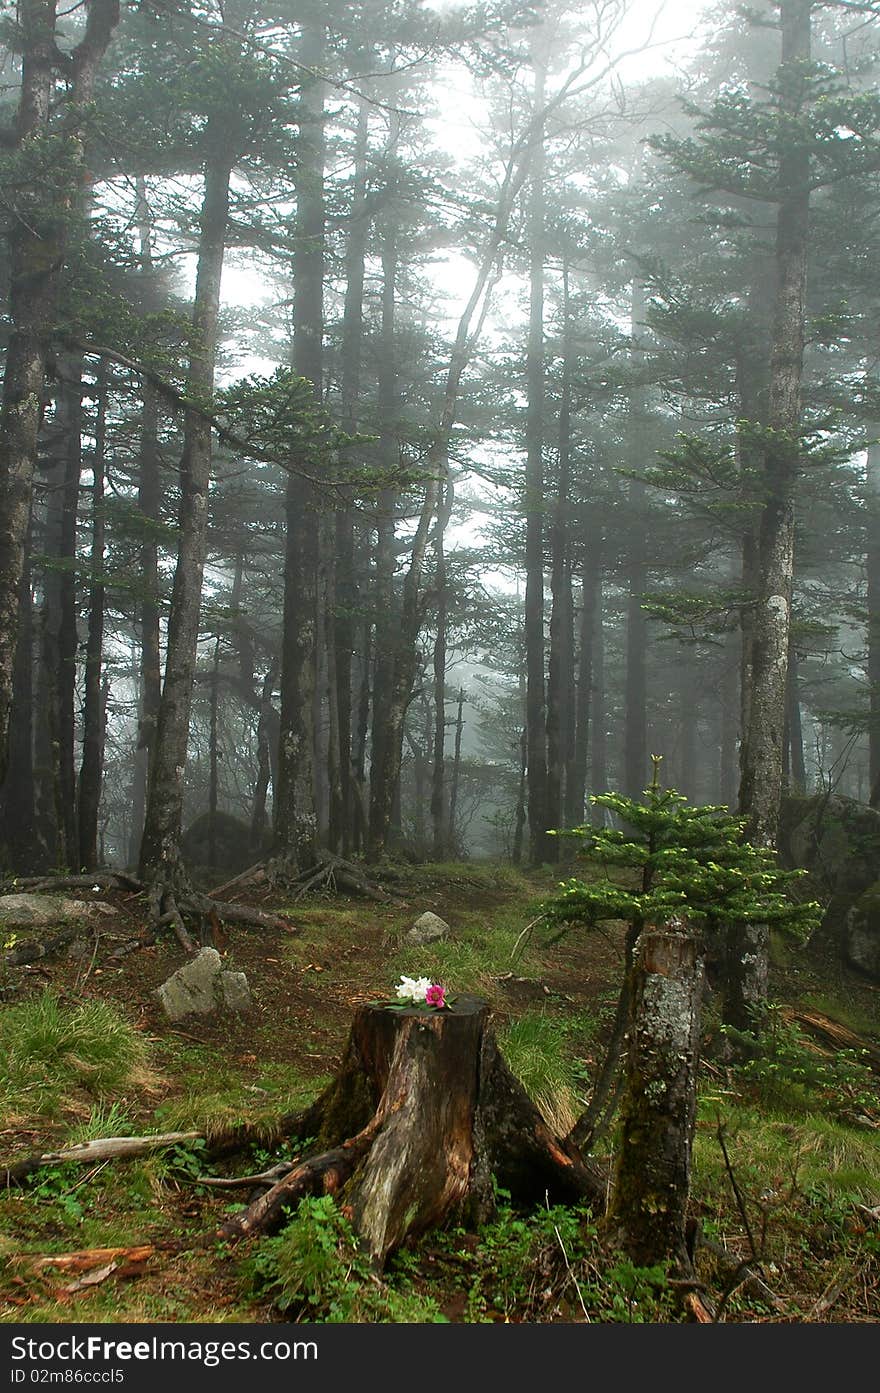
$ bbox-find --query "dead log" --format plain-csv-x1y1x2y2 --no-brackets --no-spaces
219,995,606,1265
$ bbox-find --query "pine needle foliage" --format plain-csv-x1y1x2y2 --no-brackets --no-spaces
543,758,821,944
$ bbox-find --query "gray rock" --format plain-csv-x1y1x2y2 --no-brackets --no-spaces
845,881,880,982
155,946,252,1021
0,894,116,929
406,911,450,946
780,794,880,896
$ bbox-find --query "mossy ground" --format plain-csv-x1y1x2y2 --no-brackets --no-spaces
0,860,877,1323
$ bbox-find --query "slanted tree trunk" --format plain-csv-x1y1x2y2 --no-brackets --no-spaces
138,143,232,888
219,996,604,1265
606,917,704,1271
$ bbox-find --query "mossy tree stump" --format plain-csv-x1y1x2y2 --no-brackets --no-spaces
220,994,603,1264
606,918,704,1271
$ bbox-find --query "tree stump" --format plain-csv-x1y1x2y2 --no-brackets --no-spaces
219,994,604,1264
605,918,704,1271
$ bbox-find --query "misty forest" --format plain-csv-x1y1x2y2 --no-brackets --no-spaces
0,0,879,1326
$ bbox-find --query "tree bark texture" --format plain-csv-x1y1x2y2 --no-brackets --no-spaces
727,0,811,1031
219,996,604,1264
606,918,704,1271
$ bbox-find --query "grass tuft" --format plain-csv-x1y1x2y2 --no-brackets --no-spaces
0,992,151,1120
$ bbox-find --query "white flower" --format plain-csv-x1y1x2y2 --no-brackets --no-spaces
395,975,432,1003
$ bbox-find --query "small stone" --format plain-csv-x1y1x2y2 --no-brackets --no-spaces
406,911,450,946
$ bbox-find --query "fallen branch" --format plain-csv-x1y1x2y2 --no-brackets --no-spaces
30,1244,157,1274
2,1132,202,1186
781,1006,880,1074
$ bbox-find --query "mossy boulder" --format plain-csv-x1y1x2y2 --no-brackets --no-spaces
180,811,255,875
779,794,880,895
845,881,880,981
779,794,880,954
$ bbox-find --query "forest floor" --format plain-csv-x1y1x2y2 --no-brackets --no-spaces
0,860,878,1325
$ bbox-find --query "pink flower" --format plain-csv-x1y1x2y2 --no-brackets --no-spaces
425,983,446,1009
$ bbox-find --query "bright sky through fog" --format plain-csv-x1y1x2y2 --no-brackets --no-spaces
220,0,708,328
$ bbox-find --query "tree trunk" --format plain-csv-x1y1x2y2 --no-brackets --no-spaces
0,526,37,871
333,95,370,855
786,644,806,793
128,180,162,866
447,687,465,851
867,440,880,807
546,260,574,851
726,0,811,1031
77,364,108,871
606,918,703,1271
55,358,83,867
678,655,697,800
275,20,325,870
569,537,601,826
624,282,649,801
524,62,549,865
366,214,401,861
431,480,455,858
0,0,120,787
138,144,232,885
719,628,739,808
219,996,604,1265
590,570,607,823
208,636,220,868
250,666,276,851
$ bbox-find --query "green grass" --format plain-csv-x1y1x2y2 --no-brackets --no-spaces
498,1009,598,1135
0,992,152,1121
151,1042,323,1138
